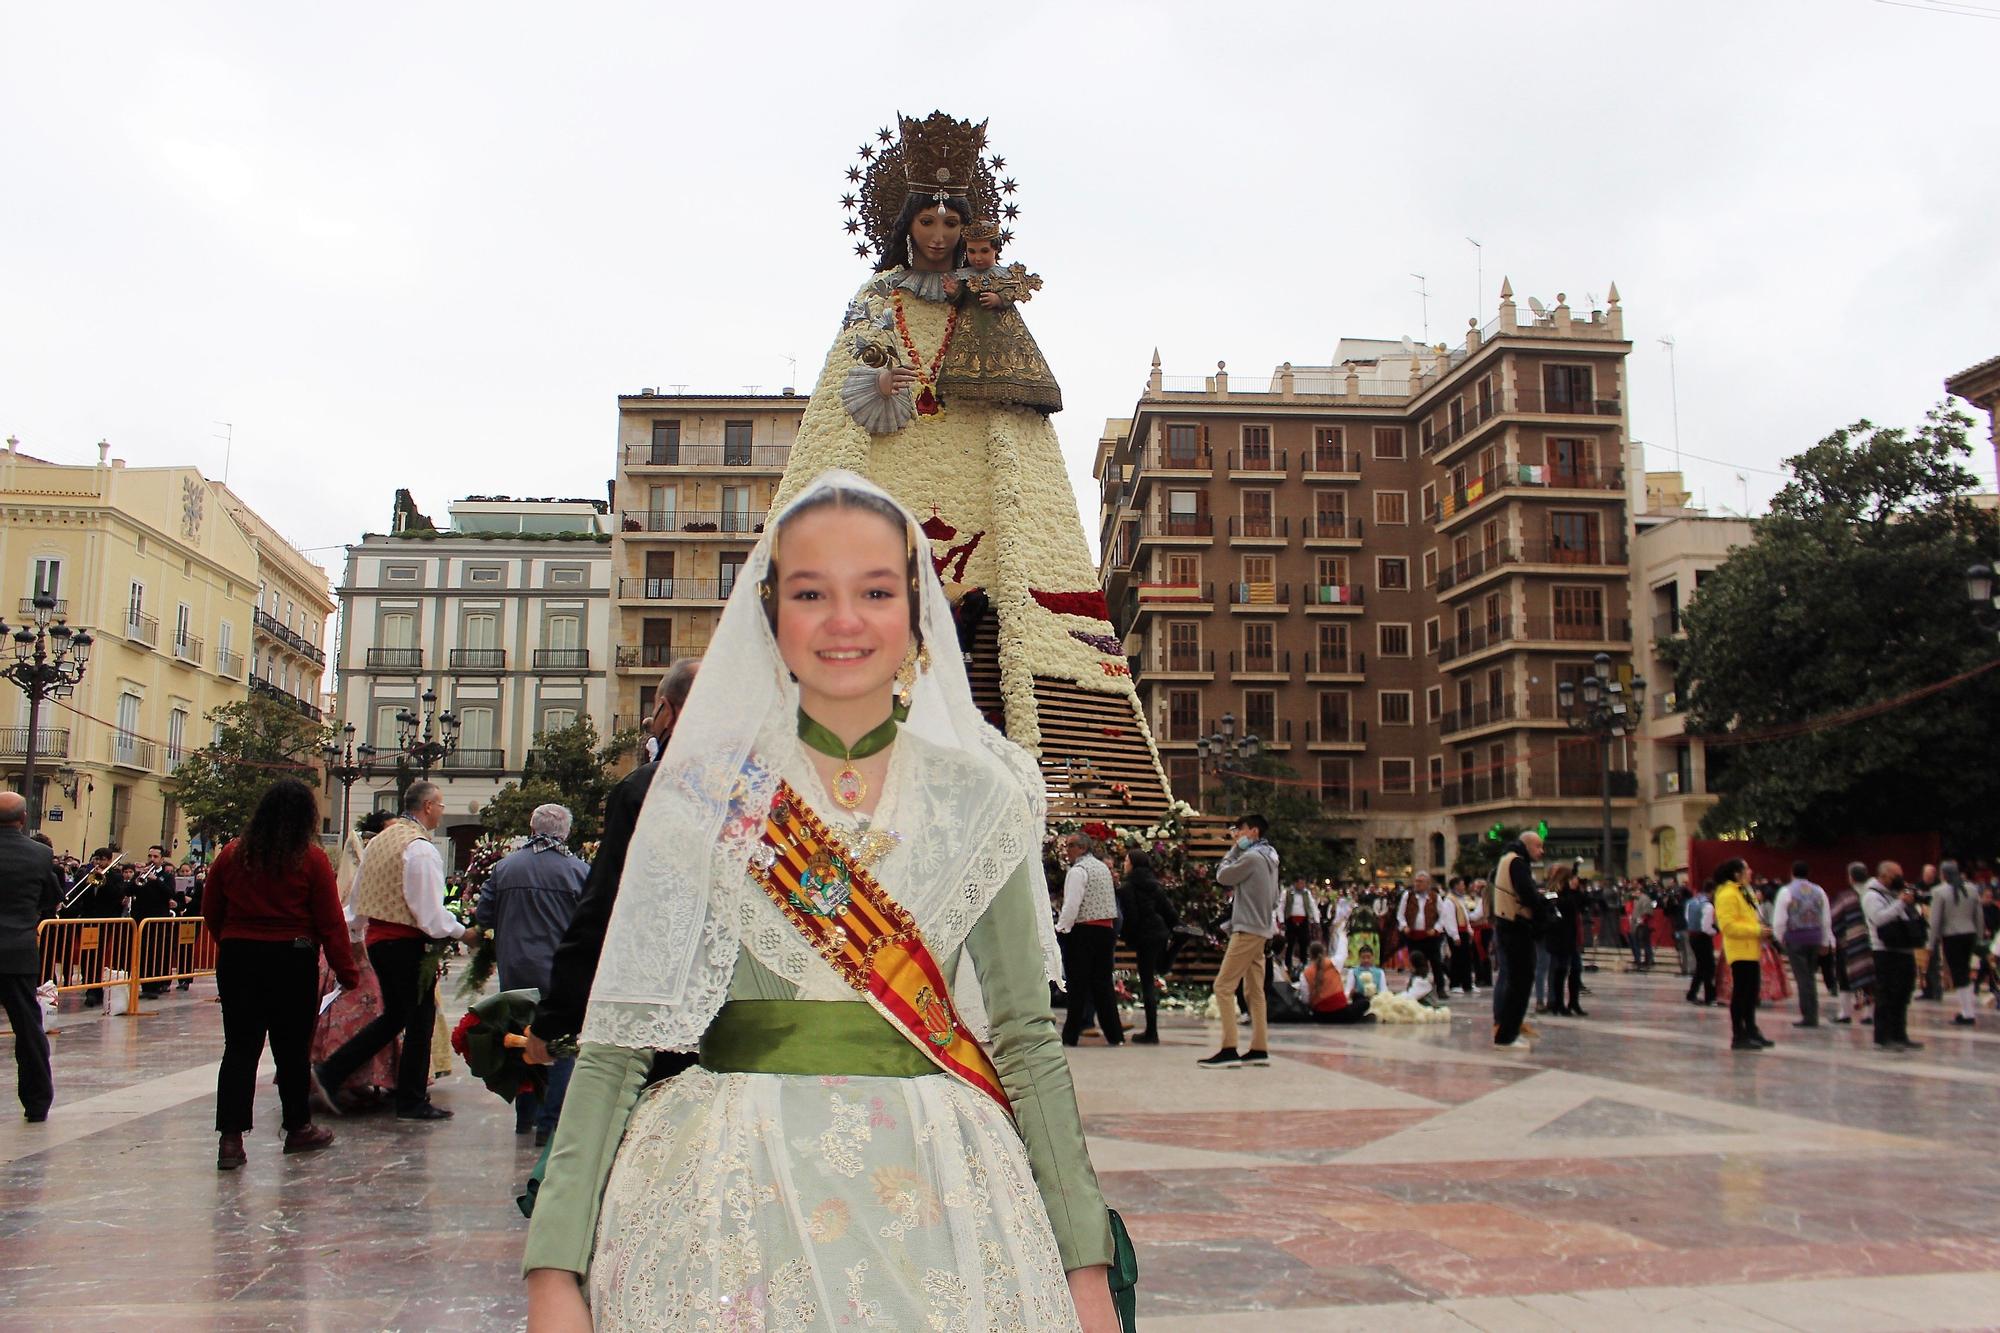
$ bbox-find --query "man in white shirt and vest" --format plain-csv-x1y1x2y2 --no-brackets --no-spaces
1057,833,1124,1047
1396,872,1459,1003
1281,877,1320,971
313,781,480,1120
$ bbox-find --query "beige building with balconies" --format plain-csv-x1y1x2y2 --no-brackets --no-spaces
215,484,334,724
610,389,804,736
1630,482,1755,874
0,438,288,857
1094,284,1644,876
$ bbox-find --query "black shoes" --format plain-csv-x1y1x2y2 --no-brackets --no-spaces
217,1132,247,1171
395,1102,454,1121
1730,1038,1765,1051
23,1110,47,1124
1240,1049,1270,1066
1953,1016,1977,1027
1794,1020,1819,1028
1131,1032,1160,1045
1196,1049,1241,1068
1569,1007,1589,1018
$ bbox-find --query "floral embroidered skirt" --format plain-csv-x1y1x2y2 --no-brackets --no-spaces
590,1068,1078,1332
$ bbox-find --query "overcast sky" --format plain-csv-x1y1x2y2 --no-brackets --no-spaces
4,1,1996,579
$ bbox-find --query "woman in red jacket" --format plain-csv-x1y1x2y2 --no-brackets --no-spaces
203,778,361,1170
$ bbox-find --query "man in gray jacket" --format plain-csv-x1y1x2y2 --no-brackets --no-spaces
0,792,61,1121
1200,814,1281,1068
1932,860,1986,1027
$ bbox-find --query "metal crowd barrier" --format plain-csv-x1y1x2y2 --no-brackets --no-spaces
33,916,218,1017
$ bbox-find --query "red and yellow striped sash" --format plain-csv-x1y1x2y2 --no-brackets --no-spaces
748,782,1011,1117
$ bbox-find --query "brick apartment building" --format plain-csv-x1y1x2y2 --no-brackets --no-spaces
1095,283,1643,877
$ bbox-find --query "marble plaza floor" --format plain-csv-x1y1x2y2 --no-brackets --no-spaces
4,968,2000,1331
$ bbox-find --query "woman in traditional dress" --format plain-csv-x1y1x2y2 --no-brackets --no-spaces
524,473,1119,1331
311,810,399,1106
1829,866,1874,1025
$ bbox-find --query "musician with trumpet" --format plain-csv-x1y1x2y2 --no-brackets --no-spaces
61,848,122,1007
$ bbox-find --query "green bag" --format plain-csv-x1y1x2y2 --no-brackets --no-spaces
1108,1208,1138,1331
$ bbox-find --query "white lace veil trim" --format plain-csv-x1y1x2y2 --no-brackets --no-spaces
581,470,1061,1052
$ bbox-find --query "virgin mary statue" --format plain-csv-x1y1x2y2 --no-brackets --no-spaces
775,112,1168,808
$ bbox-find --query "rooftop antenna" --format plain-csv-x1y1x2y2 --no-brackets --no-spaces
778,353,797,387
1736,472,1749,517
1658,335,1683,471
1465,238,1482,318
1410,273,1430,341
212,421,234,484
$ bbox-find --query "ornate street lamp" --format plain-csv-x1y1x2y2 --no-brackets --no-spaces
1196,710,1262,777
323,723,379,837
1968,563,1999,637
0,594,93,831
1557,650,1646,880
396,688,459,778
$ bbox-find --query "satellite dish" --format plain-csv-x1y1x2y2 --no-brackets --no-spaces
1399,336,1418,354
1528,297,1548,317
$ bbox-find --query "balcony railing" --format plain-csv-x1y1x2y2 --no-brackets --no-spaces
18,597,68,617
1302,451,1361,477
449,648,507,671
618,642,711,668
1140,513,1214,539
254,607,326,666
1160,715,1206,743
366,647,424,670
533,649,592,671
1438,616,1515,663
620,509,765,535
622,443,792,469
111,735,157,770
442,747,507,771
1301,583,1364,607
1518,538,1626,567
1425,397,1499,453
618,577,724,601
1301,515,1362,541
1226,650,1292,675
1225,448,1288,473
1304,718,1368,745
1440,696,1518,735
1557,768,1640,799
172,634,204,666
0,727,70,758
1432,464,1628,523
1519,615,1631,643
1303,650,1365,675
215,647,244,678
1513,388,1624,417
1149,649,1215,675
249,675,324,722
1442,772,1519,807
1226,515,1289,540
1225,582,1288,609
1436,541,1515,592
125,611,159,648
1150,445,1212,470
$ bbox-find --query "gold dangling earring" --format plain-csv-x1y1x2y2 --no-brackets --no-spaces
894,643,920,711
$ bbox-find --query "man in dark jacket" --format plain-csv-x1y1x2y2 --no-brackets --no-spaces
130,844,176,997
1490,828,1546,1048
0,792,62,1121
524,660,700,1088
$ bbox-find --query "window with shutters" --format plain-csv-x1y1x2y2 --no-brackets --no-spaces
1552,585,1605,638
1167,689,1201,741
1380,758,1414,794
1242,689,1275,742
1377,556,1408,590
1317,690,1351,739
1379,691,1413,726
1374,426,1405,459
1240,424,1272,470
1374,490,1407,525
1165,424,1201,465
1242,621,1275,672
1319,758,1352,809
1542,364,1594,411
1167,621,1201,671
1312,426,1345,470
1316,622,1349,671
1378,623,1411,657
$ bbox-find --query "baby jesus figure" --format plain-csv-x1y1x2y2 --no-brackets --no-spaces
935,220,1061,414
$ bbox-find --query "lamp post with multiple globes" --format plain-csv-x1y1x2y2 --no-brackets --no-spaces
1557,650,1646,880
0,594,93,832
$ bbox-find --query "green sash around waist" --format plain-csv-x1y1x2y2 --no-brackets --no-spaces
698,1000,940,1078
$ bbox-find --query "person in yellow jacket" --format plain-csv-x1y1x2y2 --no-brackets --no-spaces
1714,858,1774,1050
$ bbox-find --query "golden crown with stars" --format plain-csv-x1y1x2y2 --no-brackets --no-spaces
840,111,1023,261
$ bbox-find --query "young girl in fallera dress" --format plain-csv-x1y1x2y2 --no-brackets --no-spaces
524,473,1119,1331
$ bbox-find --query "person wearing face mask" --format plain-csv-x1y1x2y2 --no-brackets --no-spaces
1863,860,1924,1052
1199,814,1282,1068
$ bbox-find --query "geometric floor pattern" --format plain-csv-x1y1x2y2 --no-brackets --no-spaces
4,966,1999,1330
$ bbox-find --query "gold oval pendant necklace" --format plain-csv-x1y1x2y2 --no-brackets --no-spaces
797,708,898,810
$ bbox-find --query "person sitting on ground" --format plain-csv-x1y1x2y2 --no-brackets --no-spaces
1302,940,1372,1024
1347,944,1388,1001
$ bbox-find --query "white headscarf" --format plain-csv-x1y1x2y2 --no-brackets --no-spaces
582,470,1061,1052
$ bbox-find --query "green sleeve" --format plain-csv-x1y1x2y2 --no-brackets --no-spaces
520,1042,654,1278
966,855,1116,1272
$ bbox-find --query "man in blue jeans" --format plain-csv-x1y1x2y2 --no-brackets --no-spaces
476,803,589,1145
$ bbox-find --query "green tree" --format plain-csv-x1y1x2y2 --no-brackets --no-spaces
1664,404,2000,848
164,695,331,847
1202,754,1356,883
478,716,639,848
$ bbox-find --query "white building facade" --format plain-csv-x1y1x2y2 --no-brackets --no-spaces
332,494,613,865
